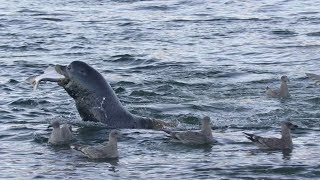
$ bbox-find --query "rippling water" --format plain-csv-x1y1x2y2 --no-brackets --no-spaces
1,0,320,179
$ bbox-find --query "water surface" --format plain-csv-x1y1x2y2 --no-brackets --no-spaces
1,0,320,179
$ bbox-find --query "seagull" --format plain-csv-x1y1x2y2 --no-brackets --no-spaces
243,121,298,150
71,130,120,159
163,116,214,145
266,75,290,98
306,73,320,84
48,121,73,145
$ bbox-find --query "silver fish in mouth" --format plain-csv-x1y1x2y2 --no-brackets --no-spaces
26,66,65,90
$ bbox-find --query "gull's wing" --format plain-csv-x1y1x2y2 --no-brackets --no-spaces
72,144,106,159
266,87,279,97
60,124,73,142
256,137,282,149
306,73,320,85
173,131,209,145
244,132,282,149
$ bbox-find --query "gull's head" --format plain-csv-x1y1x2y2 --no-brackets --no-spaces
202,116,211,123
109,130,121,139
282,121,298,130
50,121,61,129
281,75,289,83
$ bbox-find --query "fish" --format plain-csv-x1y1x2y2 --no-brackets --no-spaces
26,66,65,90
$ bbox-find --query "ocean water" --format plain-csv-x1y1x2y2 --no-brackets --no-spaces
0,0,320,179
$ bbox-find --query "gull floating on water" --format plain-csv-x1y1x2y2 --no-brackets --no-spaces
71,130,120,159
243,121,298,150
266,75,290,98
306,73,320,85
163,116,214,145
48,121,73,145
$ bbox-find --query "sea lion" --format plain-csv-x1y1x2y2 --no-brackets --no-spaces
55,61,171,129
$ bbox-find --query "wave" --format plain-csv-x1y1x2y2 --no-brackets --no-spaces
38,17,63,22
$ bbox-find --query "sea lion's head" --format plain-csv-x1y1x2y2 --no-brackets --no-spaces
55,61,106,98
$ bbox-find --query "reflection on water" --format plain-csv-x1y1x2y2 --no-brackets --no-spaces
282,149,292,160
247,148,292,160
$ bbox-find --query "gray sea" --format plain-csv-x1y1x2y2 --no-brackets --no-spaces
1,0,320,179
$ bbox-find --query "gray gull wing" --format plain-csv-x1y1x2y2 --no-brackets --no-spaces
306,73,320,84
244,132,283,149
